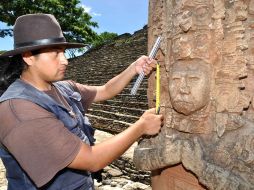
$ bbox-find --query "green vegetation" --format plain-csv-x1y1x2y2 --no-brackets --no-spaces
92,32,118,47
0,0,118,57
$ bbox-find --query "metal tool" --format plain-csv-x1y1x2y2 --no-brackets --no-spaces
130,36,162,95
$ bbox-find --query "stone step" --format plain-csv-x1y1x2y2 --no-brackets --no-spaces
112,93,148,102
91,103,145,116
78,67,132,75
94,130,151,186
121,87,147,95
87,109,139,124
101,100,148,110
86,114,131,133
129,80,148,86
81,80,148,87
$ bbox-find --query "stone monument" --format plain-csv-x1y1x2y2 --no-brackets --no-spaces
133,0,254,189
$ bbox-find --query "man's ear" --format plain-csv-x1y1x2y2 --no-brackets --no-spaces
22,52,35,66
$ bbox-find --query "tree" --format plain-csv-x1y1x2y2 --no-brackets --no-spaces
92,32,118,47
0,0,99,44
0,0,118,57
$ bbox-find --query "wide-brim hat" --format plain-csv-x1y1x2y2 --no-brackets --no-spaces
0,14,86,57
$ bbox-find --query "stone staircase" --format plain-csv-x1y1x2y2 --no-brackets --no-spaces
66,26,149,134
66,26,151,184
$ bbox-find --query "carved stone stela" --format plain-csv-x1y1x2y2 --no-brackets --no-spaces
133,0,254,189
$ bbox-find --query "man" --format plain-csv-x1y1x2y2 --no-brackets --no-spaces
0,14,163,190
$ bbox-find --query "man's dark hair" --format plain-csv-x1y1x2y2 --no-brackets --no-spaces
0,55,25,94
0,50,41,95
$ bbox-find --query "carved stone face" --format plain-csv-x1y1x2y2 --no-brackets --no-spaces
169,60,211,115
135,0,254,188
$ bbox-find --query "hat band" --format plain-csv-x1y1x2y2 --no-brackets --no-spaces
14,37,66,48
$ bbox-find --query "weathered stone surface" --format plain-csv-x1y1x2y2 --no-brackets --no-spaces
134,0,254,189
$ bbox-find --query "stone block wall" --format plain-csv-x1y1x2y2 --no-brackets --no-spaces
66,26,151,184
66,26,149,134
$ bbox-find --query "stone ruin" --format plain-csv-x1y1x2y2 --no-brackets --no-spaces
67,27,149,134
66,28,152,184
133,0,254,189
0,27,152,187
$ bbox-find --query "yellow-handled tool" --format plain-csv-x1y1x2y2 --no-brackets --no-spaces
156,63,160,114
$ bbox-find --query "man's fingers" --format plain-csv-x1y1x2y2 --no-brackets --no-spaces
146,108,164,119
146,108,156,113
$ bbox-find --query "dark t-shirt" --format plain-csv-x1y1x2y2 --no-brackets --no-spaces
0,80,97,187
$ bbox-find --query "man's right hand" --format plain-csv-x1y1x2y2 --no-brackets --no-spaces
135,108,164,135
69,108,163,172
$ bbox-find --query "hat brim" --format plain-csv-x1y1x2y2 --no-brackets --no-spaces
0,42,86,57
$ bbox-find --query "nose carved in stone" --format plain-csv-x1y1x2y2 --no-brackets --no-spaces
134,0,254,189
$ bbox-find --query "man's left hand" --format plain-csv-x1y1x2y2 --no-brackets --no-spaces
134,55,157,75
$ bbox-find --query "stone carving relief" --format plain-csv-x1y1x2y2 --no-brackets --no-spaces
134,0,254,189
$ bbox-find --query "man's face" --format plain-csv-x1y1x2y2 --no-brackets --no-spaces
169,60,211,115
30,46,68,82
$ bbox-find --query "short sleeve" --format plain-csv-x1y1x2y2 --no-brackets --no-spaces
68,80,97,111
0,99,82,187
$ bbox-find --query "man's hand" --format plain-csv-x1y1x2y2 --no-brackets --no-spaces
135,108,164,135
133,55,157,75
